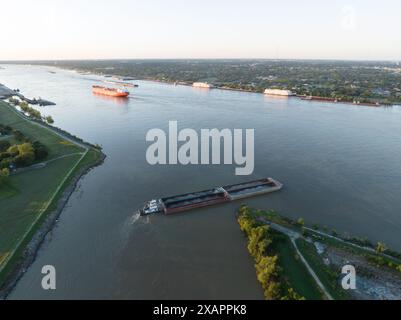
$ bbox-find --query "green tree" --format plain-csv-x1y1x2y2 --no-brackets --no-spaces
7,145,19,156
12,130,25,142
281,288,305,301
7,143,35,167
45,116,54,124
248,226,270,260
297,218,305,227
255,255,281,300
18,143,35,157
32,141,48,161
0,167,10,187
376,242,387,254
238,211,257,235
264,282,281,301
19,101,29,110
0,140,11,152
256,255,279,283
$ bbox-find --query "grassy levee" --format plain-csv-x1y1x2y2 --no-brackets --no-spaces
270,232,323,300
0,101,103,288
295,239,350,300
238,207,324,300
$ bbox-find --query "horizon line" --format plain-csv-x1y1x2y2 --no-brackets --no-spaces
1,57,400,63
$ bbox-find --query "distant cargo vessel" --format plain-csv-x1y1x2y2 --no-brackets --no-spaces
193,82,213,89
264,89,295,96
92,85,129,97
139,178,283,216
104,80,138,88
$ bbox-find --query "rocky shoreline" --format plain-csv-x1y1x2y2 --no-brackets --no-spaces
0,144,106,300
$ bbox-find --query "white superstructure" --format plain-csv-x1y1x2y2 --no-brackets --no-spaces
264,89,295,96
193,82,213,89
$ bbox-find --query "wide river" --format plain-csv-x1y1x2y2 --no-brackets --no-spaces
1,64,401,299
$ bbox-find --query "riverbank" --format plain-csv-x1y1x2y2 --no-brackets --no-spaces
0,100,106,299
242,207,401,300
41,65,395,108
0,83,55,106
237,206,323,300
149,80,394,108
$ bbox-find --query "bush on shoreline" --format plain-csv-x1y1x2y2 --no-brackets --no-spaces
238,205,304,300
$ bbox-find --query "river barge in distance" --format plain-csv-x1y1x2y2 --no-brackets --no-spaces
140,178,283,216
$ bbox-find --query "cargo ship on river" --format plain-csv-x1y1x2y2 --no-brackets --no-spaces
92,85,129,97
140,178,283,216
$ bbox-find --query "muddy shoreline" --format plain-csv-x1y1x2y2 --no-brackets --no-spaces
0,147,106,300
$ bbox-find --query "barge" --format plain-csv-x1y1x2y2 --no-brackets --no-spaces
140,178,283,216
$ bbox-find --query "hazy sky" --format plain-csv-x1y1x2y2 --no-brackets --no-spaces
0,0,400,60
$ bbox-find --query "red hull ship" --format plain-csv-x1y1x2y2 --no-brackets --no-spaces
92,85,129,97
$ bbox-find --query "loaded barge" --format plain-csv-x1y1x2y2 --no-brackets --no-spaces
140,178,283,216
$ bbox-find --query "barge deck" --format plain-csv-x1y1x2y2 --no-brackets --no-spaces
140,178,283,216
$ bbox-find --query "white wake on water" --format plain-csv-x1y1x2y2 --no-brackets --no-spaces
129,211,142,225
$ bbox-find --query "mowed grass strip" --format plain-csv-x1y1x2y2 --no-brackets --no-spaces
0,154,82,257
270,233,324,300
0,101,83,158
0,101,101,283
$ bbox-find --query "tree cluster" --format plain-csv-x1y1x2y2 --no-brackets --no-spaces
238,206,304,300
0,124,48,171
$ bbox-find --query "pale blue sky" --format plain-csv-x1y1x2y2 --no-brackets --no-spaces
0,0,400,60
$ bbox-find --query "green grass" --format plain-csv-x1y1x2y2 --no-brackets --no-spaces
304,229,401,276
0,102,83,159
0,181,18,199
296,238,350,300
270,232,323,300
0,101,102,286
250,208,303,232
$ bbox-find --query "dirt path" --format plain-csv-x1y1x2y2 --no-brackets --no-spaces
290,238,334,300
11,153,85,175
258,217,334,300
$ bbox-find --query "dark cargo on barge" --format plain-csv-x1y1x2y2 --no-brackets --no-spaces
140,178,283,216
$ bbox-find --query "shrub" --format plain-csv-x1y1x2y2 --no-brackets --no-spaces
0,140,11,152
0,167,10,186
32,141,48,160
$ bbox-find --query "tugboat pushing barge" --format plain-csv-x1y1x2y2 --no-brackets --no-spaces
140,178,283,216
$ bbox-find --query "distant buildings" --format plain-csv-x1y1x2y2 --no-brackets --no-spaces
193,82,213,89
264,89,295,96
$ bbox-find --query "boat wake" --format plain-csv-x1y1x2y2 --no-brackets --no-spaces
129,211,142,225
119,211,152,249
127,210,152,226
